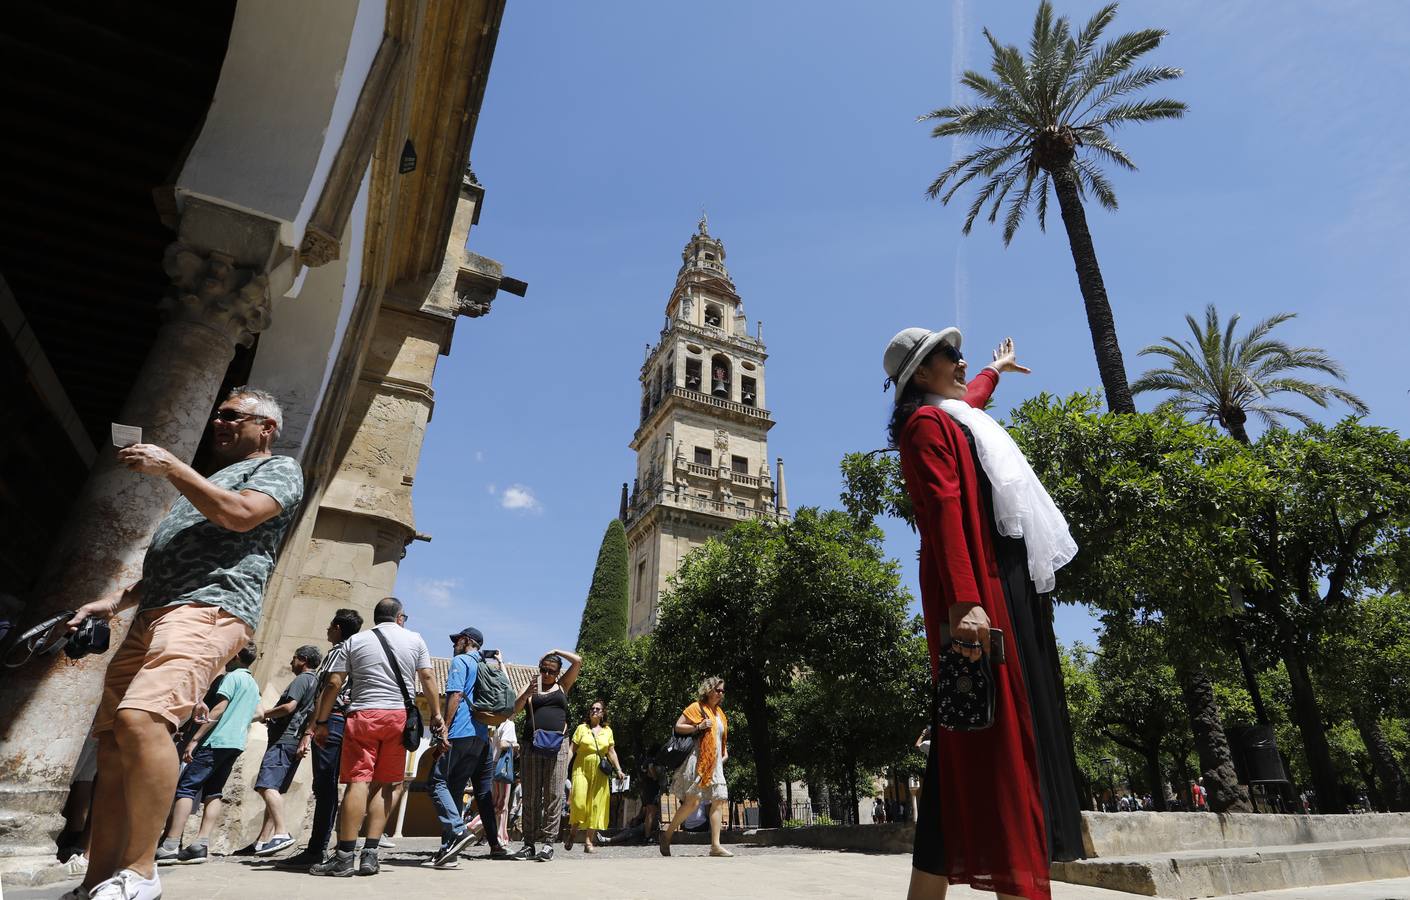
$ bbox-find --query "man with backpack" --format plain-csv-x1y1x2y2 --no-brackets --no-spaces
428,626,512,867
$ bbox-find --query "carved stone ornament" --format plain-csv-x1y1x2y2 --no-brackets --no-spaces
299,224,340,267
161,243,272,348
454,290,494,318
714,429,729,451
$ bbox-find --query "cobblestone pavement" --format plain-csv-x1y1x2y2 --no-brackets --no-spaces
9,841,1410,900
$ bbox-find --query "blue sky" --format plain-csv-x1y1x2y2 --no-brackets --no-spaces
396,1,1410,665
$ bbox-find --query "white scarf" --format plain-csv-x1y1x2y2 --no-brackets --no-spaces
927,394,1077,593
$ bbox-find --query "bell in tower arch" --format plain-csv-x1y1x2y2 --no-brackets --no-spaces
712,364,728,398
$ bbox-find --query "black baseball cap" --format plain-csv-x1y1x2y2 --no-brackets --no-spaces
449,627,484,646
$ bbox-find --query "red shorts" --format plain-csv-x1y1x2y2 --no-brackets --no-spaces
340,708,408,784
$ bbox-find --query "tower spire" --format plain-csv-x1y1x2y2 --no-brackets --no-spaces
775,457,789,517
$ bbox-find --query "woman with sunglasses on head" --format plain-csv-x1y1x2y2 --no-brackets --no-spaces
564,699,625,854
509,648,581,861
659,676,731,858
884,329,1081,900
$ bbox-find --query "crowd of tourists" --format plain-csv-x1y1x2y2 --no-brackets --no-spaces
45,382,737,900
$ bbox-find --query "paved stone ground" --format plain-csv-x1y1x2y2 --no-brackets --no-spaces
8,840,1410,899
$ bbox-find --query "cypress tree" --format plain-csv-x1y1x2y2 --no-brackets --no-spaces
575,518,629,652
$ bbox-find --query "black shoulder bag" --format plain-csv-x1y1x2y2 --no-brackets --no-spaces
372,629,425,751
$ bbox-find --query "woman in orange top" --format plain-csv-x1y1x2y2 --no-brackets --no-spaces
658,676,732,858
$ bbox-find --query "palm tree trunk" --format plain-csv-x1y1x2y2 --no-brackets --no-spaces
1354,708,1410,812
1049,164,1135,415
1281,639,1344,813
1175,660,1253,811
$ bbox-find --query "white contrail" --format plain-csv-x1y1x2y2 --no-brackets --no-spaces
950,0,970,329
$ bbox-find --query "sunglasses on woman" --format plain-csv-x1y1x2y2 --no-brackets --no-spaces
936,344,963,364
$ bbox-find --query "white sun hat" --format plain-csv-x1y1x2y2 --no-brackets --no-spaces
883,326,962,401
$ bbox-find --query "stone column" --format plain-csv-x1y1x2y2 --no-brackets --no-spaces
0,244,270,880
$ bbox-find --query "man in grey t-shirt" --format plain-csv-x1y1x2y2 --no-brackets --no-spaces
251,645,321,856
310,597,442,877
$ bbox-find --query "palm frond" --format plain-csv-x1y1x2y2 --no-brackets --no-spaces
1076,127,1136,170
1065,27,1168,121
1073,65,1184,124
960,159,1023,234
1074,157,1118,210
938,144,1026,205
926,144,1023,200
1085,98,1187,130
1002,168,1039,244
1248,404,1319,430
924,104,1031,142
1035,170,1051,231
1057,4,1120,114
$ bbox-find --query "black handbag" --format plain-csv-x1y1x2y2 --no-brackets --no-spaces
592,728,614,775
934,647,997,731
657,732,695,770
372,628,425,751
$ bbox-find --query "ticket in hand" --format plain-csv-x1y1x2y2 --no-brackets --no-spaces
111,424,142,448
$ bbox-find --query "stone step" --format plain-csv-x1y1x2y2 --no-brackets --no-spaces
1052,837,1410,898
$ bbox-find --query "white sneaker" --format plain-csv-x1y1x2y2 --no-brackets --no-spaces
64,853,90,876
379,838,395,849
88,868,161,900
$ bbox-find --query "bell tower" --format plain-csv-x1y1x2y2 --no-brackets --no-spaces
622,215,789,636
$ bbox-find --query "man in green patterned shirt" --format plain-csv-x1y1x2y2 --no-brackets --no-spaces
66,386,304,900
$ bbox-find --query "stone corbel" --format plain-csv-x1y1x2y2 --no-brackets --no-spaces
299,36,409,267
452,251,527,319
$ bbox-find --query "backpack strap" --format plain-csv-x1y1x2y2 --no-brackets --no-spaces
371,628,415,714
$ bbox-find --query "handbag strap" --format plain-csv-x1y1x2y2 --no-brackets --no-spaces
371,628,415,713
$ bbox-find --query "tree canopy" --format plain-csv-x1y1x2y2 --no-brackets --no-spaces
575,518,629,653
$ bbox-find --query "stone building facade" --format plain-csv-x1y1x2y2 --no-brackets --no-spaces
623,217,789,636
0,0,520,884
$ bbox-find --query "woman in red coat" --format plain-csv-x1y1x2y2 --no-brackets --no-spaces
884,327,1081,900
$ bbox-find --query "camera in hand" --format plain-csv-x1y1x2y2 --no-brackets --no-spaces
66,615,111,660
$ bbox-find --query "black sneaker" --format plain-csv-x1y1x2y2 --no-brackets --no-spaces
310,850,356,877
510,844,536,861
276,849,325,869
433,829,475,866
535,846,554,862
358,848,380,876
488,846,510,861
175,844,209,864
155,843,180,865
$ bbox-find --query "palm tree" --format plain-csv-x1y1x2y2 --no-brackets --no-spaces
921,2,1185,415
1132,305,1369,444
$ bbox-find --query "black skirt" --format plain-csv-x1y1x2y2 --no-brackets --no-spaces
967,425,1087,863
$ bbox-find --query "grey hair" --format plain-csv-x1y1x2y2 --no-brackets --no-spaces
227,386,283,437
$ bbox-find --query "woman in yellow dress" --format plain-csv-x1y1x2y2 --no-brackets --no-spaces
565,699,625,853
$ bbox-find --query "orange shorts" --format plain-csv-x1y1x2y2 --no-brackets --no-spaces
340,708,408,784
93,603,252,734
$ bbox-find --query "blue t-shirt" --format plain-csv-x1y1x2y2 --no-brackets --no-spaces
205,668,260,751
445,651,488,740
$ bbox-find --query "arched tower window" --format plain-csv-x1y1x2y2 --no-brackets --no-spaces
685,358,702,392
704,304,723,329
711,354,732,399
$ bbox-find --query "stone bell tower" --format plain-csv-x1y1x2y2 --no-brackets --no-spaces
622,215,789,636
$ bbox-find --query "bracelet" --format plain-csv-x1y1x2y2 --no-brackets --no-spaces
314,719,329,726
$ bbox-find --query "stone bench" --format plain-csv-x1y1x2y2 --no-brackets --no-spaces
1053,813,1410,897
